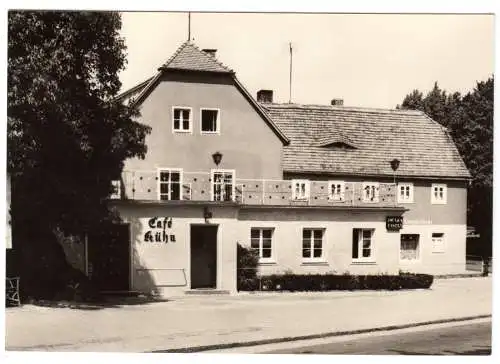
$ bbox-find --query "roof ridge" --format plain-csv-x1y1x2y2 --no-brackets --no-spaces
262,103,424,116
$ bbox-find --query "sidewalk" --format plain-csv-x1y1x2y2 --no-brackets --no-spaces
5,277,492,352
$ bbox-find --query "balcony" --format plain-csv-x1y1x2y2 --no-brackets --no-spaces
112,170,400,208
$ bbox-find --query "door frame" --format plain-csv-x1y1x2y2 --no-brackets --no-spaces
189,223,219,289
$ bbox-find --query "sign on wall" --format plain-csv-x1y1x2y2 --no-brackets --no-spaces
386,216,403,231
144,217,176,243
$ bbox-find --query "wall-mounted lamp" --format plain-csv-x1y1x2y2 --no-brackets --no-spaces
390,158,400,192
203,206,213,223
390,158,400,172
212,151,223,166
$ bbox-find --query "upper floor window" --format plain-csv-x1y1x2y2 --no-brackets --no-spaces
328,181,345,201
201,108,220,133
292,179,310,200
431,184,447,204
251,228,274,262
362,182,379,203
159,169,182,200
302,228,324,260
352,228,375,261
398,183,414,203
212,170,235,202
172,107,192,132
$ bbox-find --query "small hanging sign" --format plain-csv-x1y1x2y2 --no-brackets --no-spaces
386,216,403,231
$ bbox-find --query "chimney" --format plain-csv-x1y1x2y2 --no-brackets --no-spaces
331,98,344,106
202,49,217,57
257,89,273,103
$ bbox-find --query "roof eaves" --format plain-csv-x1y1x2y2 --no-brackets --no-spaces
114,76,153,102
418,112,471,179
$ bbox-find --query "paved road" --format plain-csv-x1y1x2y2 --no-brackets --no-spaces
263,321,491,355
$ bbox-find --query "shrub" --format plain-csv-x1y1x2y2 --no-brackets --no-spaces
236,243,260,291
239,272,433,292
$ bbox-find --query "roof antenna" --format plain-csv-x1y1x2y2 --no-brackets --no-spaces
188,12,191,41
289,42,293,104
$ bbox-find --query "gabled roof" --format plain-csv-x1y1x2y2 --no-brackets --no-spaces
262,103,471,180
115,41,290,145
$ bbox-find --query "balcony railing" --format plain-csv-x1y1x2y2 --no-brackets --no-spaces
113,170,399,208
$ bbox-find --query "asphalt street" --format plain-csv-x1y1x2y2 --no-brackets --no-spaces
262,320,491,355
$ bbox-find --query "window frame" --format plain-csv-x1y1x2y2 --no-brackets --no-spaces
400,233,420,261
292,179,311,201
397,182,414,204
352,228,375,262
431,232,445,253
431,183,447,205
328,180,345,202
172,106,193,133
250,227,275,263
210,169,236,202
362,182,380,203
302,228,325,262
200,108,221,134
157,168,184,201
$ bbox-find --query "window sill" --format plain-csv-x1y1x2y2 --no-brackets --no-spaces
400,259,421,264
351,261,377,265
301,261,329,266
201,131,220,135
173,130,192,134
258,260,277,266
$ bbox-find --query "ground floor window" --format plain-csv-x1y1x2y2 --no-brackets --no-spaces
400,234,420,260
352,228,374,261
250,228,273,261
432,232,445,253
302,228,324,260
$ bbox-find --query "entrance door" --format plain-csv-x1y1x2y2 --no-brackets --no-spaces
190,225,218,289
87,223,130,291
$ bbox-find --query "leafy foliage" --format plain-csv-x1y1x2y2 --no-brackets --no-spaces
237,243,260,291
242,273,434,292
397,78,493,257
7,11,151,299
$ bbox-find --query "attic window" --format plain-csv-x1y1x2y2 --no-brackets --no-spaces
321,141,357,150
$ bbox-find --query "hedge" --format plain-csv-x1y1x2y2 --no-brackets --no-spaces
238,272,434,292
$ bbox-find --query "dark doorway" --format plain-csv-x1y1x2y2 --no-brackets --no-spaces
87,223,130,292
190,225,218,289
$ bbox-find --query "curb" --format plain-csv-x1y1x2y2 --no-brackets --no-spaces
152,314,492,353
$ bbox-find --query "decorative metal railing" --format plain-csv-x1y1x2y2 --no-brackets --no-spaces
111,170,399,207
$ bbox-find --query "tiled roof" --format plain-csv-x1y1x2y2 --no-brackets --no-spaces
262,103,471,179
159,41,233,73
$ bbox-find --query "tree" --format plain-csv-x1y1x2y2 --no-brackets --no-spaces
7,11,151,299
398,77,493,258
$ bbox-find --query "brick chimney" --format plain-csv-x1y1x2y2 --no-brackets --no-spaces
202,49,217,57
257,89,273,103
331,98,344,106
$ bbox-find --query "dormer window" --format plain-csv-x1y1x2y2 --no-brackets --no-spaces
172,107,192,132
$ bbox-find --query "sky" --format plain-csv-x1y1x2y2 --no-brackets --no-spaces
118,12,494,109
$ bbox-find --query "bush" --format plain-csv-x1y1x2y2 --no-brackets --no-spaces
236,243,260,291
239,272,433,292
